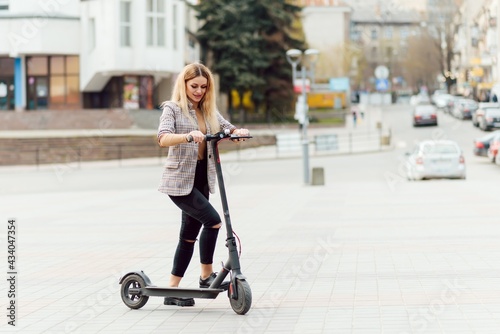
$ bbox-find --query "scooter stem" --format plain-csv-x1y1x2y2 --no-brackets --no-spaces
209,134,242,274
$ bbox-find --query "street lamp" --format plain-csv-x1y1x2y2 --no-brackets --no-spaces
286,48,320,185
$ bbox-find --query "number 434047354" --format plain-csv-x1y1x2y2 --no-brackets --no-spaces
7,222,16,270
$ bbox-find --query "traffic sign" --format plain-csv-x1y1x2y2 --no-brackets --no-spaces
375,65,389,79
375,79,389,91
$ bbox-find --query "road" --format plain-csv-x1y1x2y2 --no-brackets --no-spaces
1,104,500,333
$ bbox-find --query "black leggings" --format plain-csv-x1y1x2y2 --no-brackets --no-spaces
168,159,221,277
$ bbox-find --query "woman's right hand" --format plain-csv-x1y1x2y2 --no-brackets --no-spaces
188,130,205,143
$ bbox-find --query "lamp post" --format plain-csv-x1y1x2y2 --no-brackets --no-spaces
286,48,319,185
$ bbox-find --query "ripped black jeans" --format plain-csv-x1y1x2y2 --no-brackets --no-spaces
168,159,221,277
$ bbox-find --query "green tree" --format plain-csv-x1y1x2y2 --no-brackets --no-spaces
193,0,305,124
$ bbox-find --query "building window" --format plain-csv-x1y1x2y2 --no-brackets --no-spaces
27,57,48,76
89,18,96,51
49,56,80,107
147,0,166,46
0,0,9,10
384,26,393,39
172,3,177,50
120,1,132,47
371,28,378,41
26,56,80,110
400,26,409,40
350,26,361,42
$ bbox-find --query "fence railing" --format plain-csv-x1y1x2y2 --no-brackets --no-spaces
0,130,390,168
0,144,167,169
275,130,387,158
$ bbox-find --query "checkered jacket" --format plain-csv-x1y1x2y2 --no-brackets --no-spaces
157,101,236,196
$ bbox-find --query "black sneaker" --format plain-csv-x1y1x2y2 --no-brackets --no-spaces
164,297,195,307
199,272,230,290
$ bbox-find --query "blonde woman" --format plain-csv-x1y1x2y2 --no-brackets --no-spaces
157,63,249,307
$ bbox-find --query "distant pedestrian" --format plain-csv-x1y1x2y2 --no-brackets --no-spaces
352,109,357,127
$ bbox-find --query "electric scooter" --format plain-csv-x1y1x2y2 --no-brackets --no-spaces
119,130,252,315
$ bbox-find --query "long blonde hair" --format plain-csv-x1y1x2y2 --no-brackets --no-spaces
161,63,220,133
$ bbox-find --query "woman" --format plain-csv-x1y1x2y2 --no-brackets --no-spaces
157,63,249,307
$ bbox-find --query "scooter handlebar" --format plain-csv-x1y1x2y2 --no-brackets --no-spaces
205,130,252,142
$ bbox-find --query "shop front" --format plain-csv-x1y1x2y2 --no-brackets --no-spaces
26,56,81,110
83,75,155,109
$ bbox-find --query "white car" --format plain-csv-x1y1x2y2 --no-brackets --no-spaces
431,89,447,104
473,102,500,127
433,93,453,109
410,94,431,106
406,140,466,181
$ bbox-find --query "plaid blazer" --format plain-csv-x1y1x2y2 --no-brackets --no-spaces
157,101,236,196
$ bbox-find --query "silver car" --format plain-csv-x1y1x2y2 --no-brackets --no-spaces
406,140,466,180
473,103,499,127
478,107,500,131
412,103,438,126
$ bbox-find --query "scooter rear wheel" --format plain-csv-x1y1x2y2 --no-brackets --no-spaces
229,279,252,315
121,274,149,309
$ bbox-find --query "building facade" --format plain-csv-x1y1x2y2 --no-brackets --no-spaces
0,0,196,112
454,0,498,100
349,3,422,92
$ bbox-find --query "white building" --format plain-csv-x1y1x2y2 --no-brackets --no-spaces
0,0,197,111
454,0,498,100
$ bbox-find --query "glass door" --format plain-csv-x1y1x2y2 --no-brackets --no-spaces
27,76,49,110
0,77,14,110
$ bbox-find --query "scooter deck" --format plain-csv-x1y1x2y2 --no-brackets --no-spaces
136,286,224,299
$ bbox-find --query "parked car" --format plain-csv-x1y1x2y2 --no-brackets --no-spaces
472,102,499,127
487,132,500,162
444,95,462,114
451,98,478,119
413,103,437,126
496,149,500,166
478,107,500,131
406,140,466,180
434,93,454,109
431,89,447,105
410,94,431,106
473,130,500,156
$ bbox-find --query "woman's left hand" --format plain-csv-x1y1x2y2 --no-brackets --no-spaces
233,128,250,141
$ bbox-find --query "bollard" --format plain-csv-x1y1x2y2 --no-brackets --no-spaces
311,167,325,185
380,135,391,146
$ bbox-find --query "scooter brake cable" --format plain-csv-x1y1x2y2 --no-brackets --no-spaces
233,230,242,257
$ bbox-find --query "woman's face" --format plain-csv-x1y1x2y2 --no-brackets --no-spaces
186,76,208,105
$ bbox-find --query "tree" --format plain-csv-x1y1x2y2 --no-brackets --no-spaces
401,32,442,91
192,0,305,124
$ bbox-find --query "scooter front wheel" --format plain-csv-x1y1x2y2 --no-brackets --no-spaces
120,274,149,309
229,279,252,315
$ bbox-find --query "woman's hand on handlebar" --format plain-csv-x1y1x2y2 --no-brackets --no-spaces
232,128,250,141
188,130,205,143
